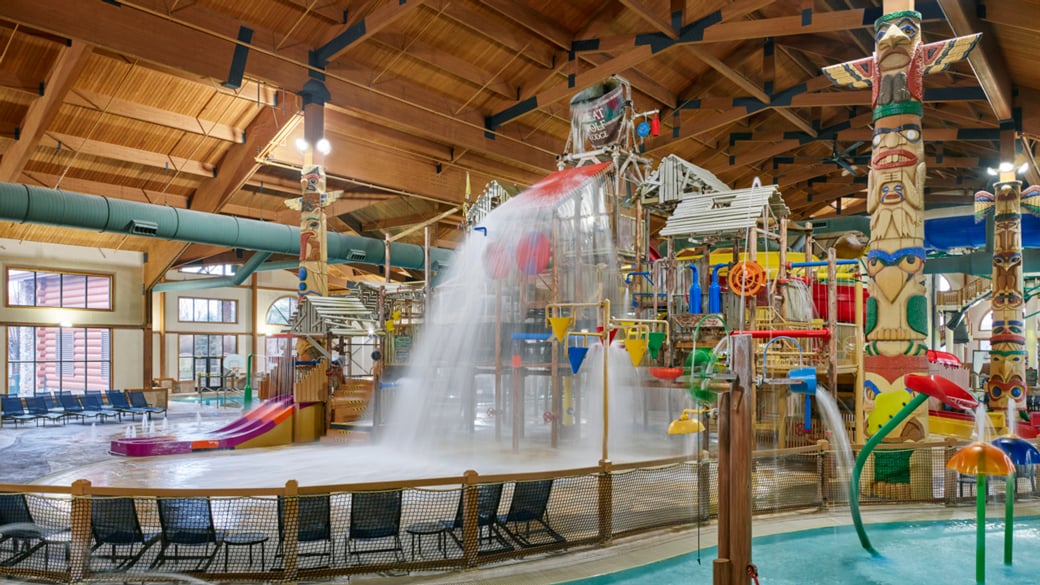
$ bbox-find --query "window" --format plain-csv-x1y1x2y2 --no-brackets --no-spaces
980,311,993,331
6,326,111,395
179,264,238,276
178,297,237,323
266,296,298,326
6,268,112,310
178,334,237,387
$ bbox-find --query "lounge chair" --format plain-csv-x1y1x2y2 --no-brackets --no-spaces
0,492,71,570
152,498,224,571
128,391,166,417
106,391,148,421
24,397,65,426
441,483,511,554
90,497,159,571
58,393,99,424
345,491,404,564
81,394,121,423
85,391,118,414
276,494,332,569
497,479,564,547
1,397,38,428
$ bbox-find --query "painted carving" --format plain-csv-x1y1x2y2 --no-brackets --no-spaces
976,183,1040,411
288,164,333,298
824,10,979,436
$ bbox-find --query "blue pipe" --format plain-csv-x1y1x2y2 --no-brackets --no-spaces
624,271,654,286
688,265,702,314
709,263,727,313
473,226,488,237
789,259,860,268
153,251,272,292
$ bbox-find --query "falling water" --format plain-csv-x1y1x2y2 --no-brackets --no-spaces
381,165,627,459
974,403,997,442
814,386,854,496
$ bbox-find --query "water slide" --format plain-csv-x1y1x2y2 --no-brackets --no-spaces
110,396,297,457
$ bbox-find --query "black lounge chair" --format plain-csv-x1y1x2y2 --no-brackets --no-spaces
497,480,564,547
90,497,159,571
441,484,511,554
152,498,224,571
128,391,166,417
276,494,332,569
106,391,148,421
24,397,65,426
0,492,71,570
1,397,37,428
345,491,404,565
82,394,121,423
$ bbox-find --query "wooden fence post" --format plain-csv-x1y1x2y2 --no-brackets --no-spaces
283,480,299,580
69,480,91,583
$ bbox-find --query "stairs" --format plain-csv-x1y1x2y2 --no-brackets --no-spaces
330,378,373,424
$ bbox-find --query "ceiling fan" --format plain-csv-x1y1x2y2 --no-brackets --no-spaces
823,139,867,176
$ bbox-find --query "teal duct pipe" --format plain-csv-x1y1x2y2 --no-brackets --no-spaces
0,182,453,272
152,251,272,292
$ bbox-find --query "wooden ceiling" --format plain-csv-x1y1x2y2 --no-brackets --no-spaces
2,0,1039,287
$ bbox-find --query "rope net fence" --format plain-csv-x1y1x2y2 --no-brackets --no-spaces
0,438,1031,582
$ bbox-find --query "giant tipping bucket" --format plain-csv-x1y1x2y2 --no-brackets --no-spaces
569,77,626,149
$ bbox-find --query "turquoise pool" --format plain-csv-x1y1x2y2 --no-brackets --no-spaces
169,392,242,407
567,517,1040,585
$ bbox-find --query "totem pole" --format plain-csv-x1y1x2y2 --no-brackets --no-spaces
976,180,1040,414
823,7,979,441
286,163,337,300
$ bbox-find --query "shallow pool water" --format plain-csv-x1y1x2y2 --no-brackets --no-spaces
568,517,1040,585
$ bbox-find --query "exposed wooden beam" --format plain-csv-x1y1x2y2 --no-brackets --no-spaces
315,0,428,65
3,0,559,174
369,33,514,99
40,132,216,178
939,0,1013,121
0,41,91,181
65,88,244,143
619,0,678,39
362,210,461,232
479,0,572,49
143,107,301,288
434,1,555,68
18,170,190,207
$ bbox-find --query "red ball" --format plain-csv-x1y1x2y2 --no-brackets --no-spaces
515,232,551,275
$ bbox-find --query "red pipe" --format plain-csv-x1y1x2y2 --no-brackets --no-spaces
730,329,831,340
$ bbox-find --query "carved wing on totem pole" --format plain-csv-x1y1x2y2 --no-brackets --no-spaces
974,190,995,222
921,35,981,75
822,57,873,89
978,185,1040,221
1020,185,1040,217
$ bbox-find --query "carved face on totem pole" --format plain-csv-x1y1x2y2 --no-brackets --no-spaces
989,319,1026,407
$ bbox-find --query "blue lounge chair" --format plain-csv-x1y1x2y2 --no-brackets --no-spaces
106,391,148,421
58,393,98,424
24,397,65,426
128,391,166,417
81,394,121,423
1,397,38,428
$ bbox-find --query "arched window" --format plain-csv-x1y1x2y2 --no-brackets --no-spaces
980,311,993,331
266,296,298,326
937,275,951,292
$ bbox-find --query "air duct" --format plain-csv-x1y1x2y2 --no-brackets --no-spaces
0,182,453,274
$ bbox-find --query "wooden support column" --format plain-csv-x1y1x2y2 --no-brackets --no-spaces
715,333,753,585
827,249,838,394
143,292,154,388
